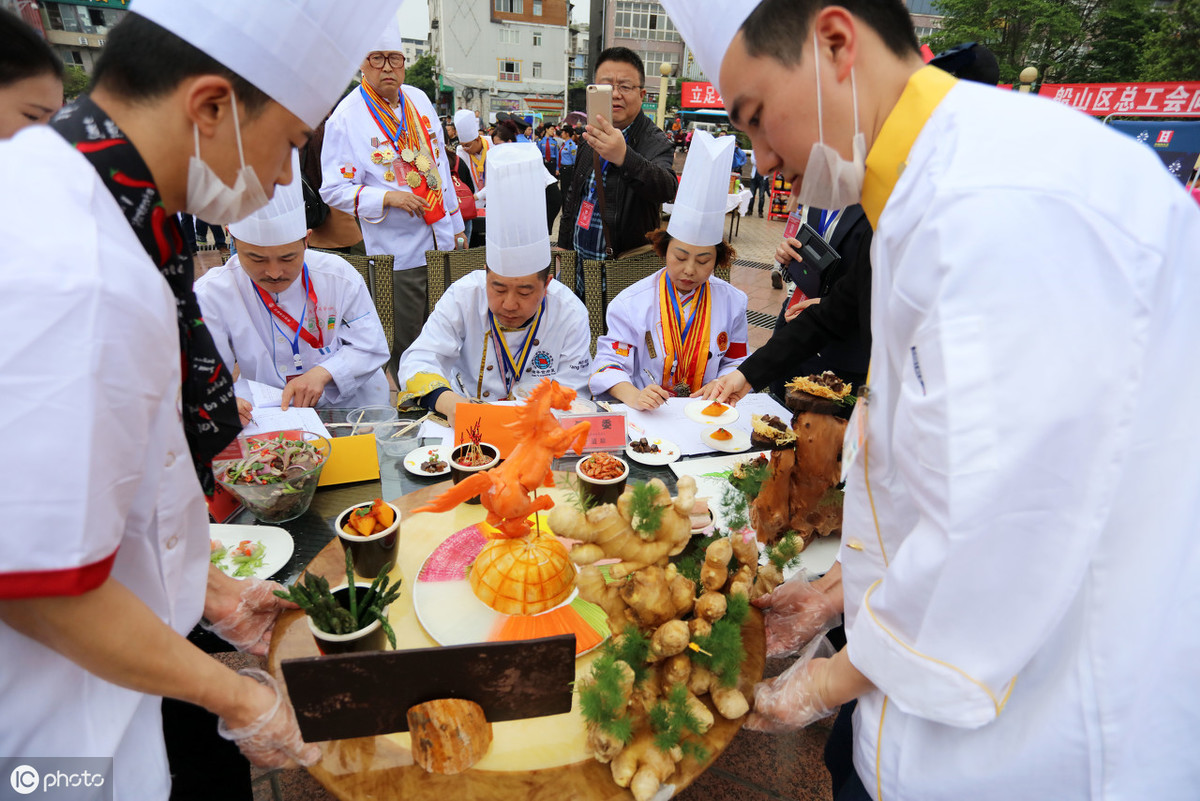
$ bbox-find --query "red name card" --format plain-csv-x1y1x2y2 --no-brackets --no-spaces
555,412,626,453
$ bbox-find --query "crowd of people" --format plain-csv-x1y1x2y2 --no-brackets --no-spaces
2,1,1199,800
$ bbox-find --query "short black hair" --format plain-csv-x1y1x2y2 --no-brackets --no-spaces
595,46,645,87
740,0,920,64
494,119,519,142
1,9,63,88
92,13,269,115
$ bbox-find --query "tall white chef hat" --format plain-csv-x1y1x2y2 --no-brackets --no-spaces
372,13,405,52
667,130,736,247
228,150,307,246
661,0,761,94
130,0,405,128
486,143,550,278
454,109,480,144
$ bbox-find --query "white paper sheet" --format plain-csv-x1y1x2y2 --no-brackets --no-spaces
241,406,332,440
245,379,284,409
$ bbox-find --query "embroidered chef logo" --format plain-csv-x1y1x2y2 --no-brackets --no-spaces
340,162,356,179
529,351,554,375
10,765,38,794
327,315,336,330
717,331,728,351
612,341,631,357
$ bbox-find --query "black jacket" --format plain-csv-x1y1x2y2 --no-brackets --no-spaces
557,111,678,256
741,206,873,391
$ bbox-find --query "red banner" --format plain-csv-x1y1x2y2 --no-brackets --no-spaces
1039,81,1200,117
682,81,725,110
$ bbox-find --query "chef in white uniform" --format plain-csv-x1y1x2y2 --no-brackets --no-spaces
589,129,749,409
398,143,592,422
319,19,466,377
197,152,389,416
0,1,401,796
667,2,1200,800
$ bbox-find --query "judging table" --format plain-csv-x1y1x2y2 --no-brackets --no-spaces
249,409,766,800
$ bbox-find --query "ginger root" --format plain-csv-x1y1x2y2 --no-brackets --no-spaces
730,529,759,568
727,564,755,599
620,565,677,630
752,562,784,600
685,691,715,735
576,565,629,633
694,590,726,623
667,568,696,618
688,663,715,697
650,620,690,660
611,732,682,801
711,684,750,720
688,617,712,639
701,537,732,591
661,653,692,687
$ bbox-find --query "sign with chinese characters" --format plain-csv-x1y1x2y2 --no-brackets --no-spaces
682,81,725,109
1039,81,1200,117
556,412,627,452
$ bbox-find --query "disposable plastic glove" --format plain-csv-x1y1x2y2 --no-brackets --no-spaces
203,577,296,656
745,636,837,733
752,571,841,658
217,668,321,768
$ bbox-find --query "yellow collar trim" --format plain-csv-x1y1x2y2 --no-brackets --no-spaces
862,66,957,229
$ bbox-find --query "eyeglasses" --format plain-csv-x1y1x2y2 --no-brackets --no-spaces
597,80,643,95
366,52,406,69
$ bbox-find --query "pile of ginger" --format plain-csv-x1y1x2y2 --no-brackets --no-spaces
549,476,786,801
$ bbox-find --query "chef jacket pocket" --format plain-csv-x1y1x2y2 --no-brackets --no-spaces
904,316,998,476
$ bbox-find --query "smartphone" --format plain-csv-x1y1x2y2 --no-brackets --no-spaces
586,84,613,126
794,222,840,273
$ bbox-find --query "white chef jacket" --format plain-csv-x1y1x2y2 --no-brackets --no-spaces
320,83,463,270
0,126,210,800
589,269,749,397
195,249,389,408
397,270,592,401
840,68,1200,800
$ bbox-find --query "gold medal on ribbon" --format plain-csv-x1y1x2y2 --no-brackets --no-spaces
383,169,395,182
401,147,416,163
406,171,423,188
426,172,440,190
414,152,432,173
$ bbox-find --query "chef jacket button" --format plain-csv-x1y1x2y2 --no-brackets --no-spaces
483,391,491,398
846,539,865,551
486,365,494,371
164,451,176,467
166,535,179,550
532,339,540,346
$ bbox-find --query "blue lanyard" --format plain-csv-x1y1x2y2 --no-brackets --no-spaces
258,263,311,370
818,208,841,238
665,273,701,341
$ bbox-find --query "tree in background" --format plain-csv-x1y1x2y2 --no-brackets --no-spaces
406,54,438,105
1139,0,1200,80
63,65,88,101
927,0,1200,83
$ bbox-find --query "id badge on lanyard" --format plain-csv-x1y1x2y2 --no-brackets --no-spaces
577,200,595,229
784,210,804,240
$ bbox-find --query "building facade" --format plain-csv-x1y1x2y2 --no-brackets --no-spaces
4,0,129,73
588,1,682,113
428,0,571,123
401,36,431,67
569,22,589,84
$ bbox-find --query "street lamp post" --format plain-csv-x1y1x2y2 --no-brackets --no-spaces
656,61,672,129
1018,66,1039,94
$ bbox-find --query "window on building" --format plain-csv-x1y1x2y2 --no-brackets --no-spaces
88,9,105,27
638,51,679,79
533,62,543,78
533,0,543,15
613,1,679,42
495,0,524,13
498,28,520,44
68,50,83,66
533,32,542,46
499,59,521,82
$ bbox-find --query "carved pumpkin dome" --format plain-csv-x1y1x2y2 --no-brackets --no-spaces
469,531,576,616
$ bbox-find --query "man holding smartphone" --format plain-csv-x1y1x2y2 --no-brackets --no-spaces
557,47,678,282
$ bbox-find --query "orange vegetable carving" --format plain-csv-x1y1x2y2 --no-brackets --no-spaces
711,428,733,441
702,402,728,417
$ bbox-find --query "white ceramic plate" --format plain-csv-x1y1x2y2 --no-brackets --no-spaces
209,523,293,580
702,427,751,453
625,437,681,466
403,444,452,477
684,399,739,425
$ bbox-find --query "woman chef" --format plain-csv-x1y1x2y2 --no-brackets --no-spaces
588,129,749,409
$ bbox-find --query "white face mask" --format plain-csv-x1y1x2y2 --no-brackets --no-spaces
186,91,269,225
796,34,866,210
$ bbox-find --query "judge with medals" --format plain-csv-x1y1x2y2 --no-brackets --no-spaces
397,143,592,422
319,19,466,379
196,152,390,419
589,130,750,409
